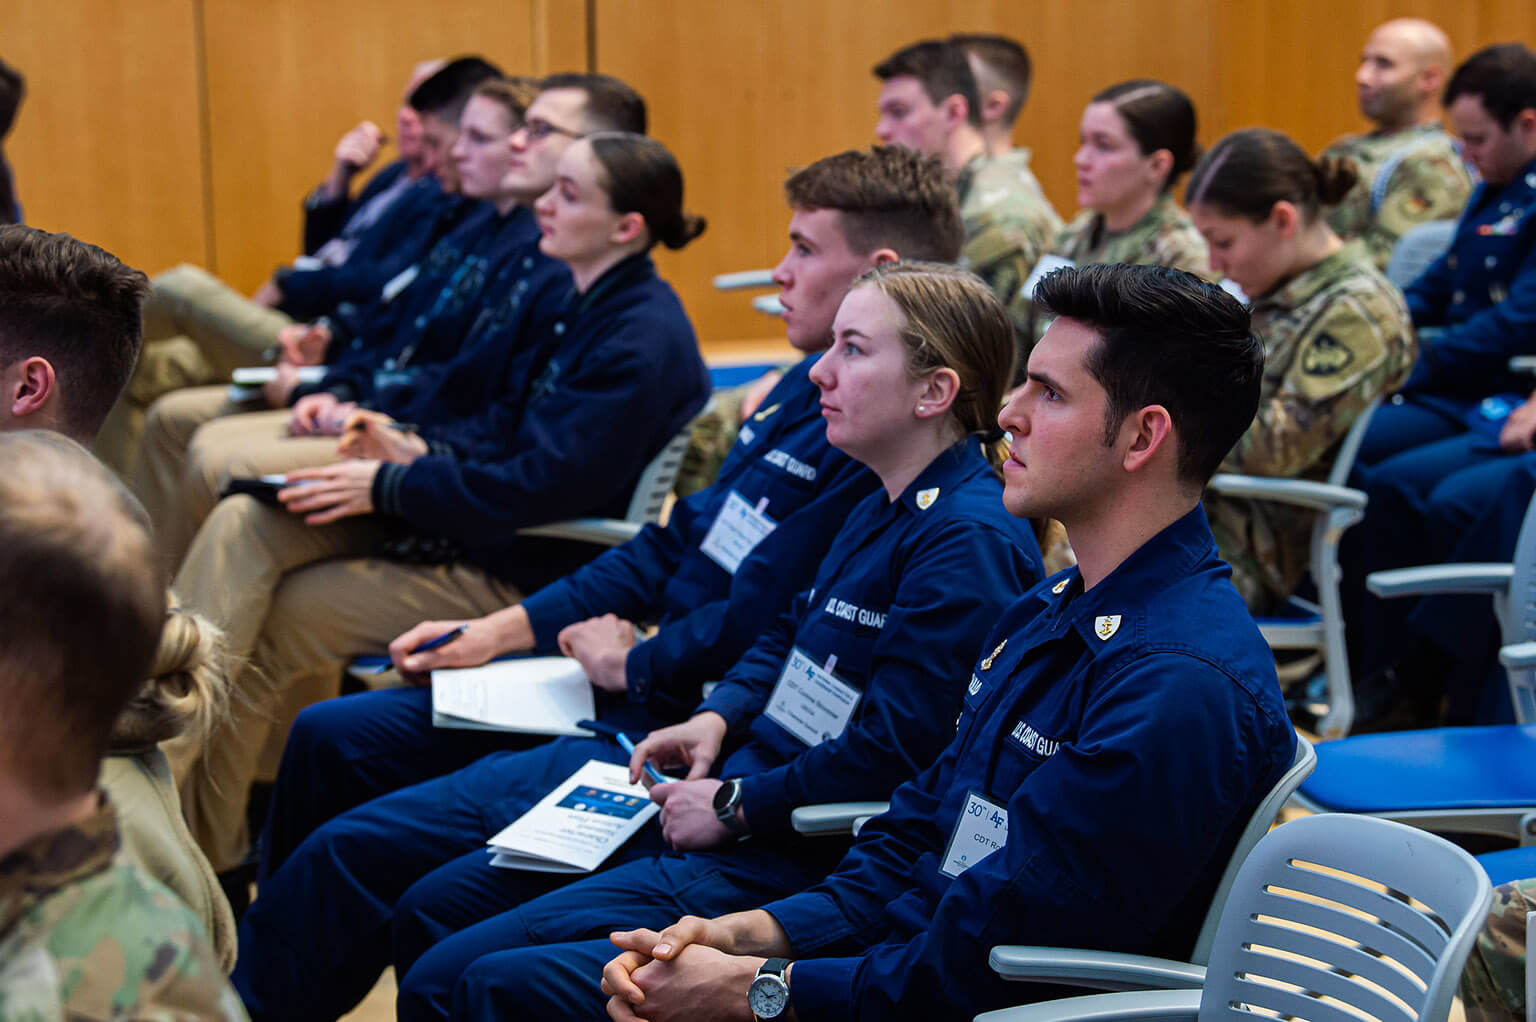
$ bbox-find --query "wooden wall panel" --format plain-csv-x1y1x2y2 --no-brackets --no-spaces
596,0,1536,345
2,0,207,275
199,0,580,294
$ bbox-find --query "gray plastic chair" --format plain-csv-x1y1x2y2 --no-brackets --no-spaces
1206,398,1379,739
975,813,1492,1022
988,738,1315,990
712,269,784,318
1385,219,1457,291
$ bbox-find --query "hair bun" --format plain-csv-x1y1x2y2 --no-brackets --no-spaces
660,212,707,251
1314,154,1360,207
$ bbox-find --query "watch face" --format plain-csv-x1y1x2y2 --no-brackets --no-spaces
748,975,789,1017
712,780,734,813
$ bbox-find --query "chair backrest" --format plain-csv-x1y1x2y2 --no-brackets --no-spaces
1189,736,1316,964
623,424,694,525
1385,220,1457,291
1326,397,1381,488
1199,813,1491,1022
1500,492,1536,722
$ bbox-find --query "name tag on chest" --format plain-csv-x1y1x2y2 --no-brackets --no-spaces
700,491,776,575
764,646,860,747
380,263,420,303
941,790,1008,878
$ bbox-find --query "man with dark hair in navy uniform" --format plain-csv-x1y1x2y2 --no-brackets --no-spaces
592,264,1296,1022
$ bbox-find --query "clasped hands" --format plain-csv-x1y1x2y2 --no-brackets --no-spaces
601,916,775,1022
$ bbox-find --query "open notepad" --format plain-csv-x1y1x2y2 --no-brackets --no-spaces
487,760,658,873
431,657,596,737
230,366,328,385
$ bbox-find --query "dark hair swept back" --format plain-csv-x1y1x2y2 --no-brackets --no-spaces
784,146,963,263
540,72,648,135
408,55,504,121
1185,127,1358,223
1091,79,1201,192
873,39,982,128
1444,43,1536,129
1033,263,1263,484
587,133,706,251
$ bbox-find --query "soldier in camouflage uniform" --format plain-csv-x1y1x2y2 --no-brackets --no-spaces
0,798,247,1021
873,39,1059,375
1186,128,1416,610
1322,19,1474,270
1461,877,1536,1022
1024,81,1211,347
0,432,247,1020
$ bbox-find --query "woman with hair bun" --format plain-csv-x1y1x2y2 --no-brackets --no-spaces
1185,126,1416,612
1025,79,1212,347
101,598,238,972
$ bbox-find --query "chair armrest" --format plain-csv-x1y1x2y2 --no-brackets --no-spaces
517,519,642,547
1501,641,1536,669
1206,475,1366,513
1365,563,1513,598
989,947,1206,991
712,270,775,291
974,988,1202,1022
790,802,890,836
751,295,785,317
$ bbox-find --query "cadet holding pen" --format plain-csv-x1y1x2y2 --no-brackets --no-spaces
378,624,466,673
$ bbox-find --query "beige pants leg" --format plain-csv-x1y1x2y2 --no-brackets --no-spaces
144,264,294,376
163,410,340,575
97,336,219,476
133,386,246,573
250,558,523,780
166,495,394,871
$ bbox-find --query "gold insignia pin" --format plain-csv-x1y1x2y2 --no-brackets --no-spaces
916,487,939,510
1051,578,1070,595
752,402,781,422
1095,615,1122,641
980,639,1007,670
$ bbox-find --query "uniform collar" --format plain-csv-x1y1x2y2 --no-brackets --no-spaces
0,794,119,937
1090,192,1176,246
956,151,992,201
1037,503,1217,654
1366,122,1448,144
1253,239,1368,310
893,437,991,515
567,252,656,317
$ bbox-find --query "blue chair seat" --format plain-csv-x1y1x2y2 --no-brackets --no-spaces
1300,725,1536,810
708,362,782,390
1477,846,1536,886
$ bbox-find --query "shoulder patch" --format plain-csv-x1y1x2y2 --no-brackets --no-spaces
1302,333,1354,376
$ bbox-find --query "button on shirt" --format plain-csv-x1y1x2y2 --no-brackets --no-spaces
697,438,1043,835
519,357,881,717
1403,155,1536,400
763,504,1295,1021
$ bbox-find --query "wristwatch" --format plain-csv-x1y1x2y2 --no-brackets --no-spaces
748,958,792,1019
712,777,747,834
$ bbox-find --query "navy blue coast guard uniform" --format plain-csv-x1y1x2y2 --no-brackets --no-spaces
231,439,1041,1022
430,505,1294,1021
255,355,881,885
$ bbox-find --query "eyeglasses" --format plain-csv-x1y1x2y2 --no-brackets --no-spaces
520,118,585,142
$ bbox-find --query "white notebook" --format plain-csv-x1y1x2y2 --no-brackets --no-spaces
431,657,596,737
487,760,658,873
230,366,327,385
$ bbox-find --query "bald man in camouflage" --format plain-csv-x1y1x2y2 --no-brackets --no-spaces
1322,18,1475,270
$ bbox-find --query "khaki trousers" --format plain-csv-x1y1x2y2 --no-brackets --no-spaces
134,389,337,575
167,494,522,872
99,265,294,476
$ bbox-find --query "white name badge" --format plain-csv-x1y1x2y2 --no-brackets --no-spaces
941,790,1008,878
764,646,861,748
380,263,420,303
700,491,776,575
737,423,757,447
1021,254,1077,300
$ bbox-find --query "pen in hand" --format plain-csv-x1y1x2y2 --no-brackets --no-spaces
378,624,466,673
616,732,668,786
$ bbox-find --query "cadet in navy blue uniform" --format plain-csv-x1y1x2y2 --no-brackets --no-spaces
387,263,1044,1020
169,130,707,880
231,262,1041,1022
1343,44,1536,725
252,146,966,880
585,264,1295,1022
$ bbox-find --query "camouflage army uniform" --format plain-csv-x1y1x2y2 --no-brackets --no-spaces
1207,240,1416,610
1461,877,1536,1022
956,150,1062,369
1322,124,1475,271
1027,193,1212,346
0,796,247,1021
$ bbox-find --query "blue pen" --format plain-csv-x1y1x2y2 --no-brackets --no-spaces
615,732,668,786
377,624,467,674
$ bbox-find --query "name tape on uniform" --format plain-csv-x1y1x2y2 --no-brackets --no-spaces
699,491,776,575
941,790,1008,878
764,646,860,748
380,264,421,303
